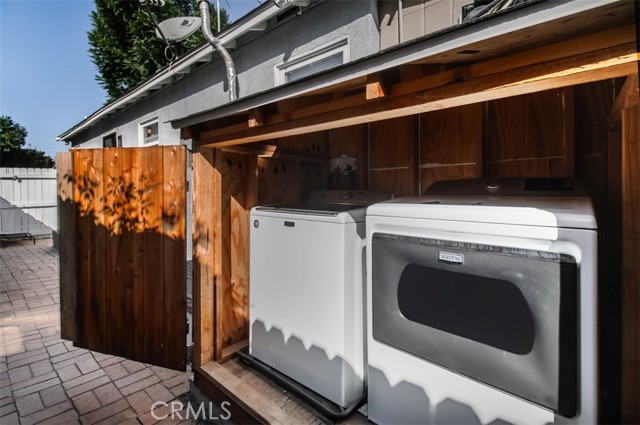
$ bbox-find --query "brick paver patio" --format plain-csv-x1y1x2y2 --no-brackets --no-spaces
0,240,195,425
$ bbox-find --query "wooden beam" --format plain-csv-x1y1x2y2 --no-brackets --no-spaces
198,362,291,425
248,108,265,128
366,73,389,100
192,148,216,368
609,74,640,130
193,366,263,425
219,143,329,164
221,144,278,157
201,42,638,147
219,340,249,364
197,93,366,141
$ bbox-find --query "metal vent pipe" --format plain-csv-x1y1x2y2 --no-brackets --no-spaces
198,0,237,101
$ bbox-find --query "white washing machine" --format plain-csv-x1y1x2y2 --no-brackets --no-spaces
250,190,391,407
366,178,597,425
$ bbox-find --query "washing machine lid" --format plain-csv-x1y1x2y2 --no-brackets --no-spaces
367,179,596,230
254,190,392,223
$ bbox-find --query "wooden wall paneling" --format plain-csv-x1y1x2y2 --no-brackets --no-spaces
329,125,368,189
573,80,614,210
192,148,216,367
216,151,252,352
275,132,330,196
419,103,483,192
563,87,576,176
213,150,233,359
486,88,572,177
369,169,415,197
143,146,165,365
102,148,126,357
56,152,76,342
162,146,187,371
622,105,640,424
300,162,327,195
276,131,329,157
607,131,624,424
257,158,302,205
369,116,418,197
123,149,146,360
574,80,620,423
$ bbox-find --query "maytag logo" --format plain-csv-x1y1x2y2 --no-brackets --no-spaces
439,251,464,264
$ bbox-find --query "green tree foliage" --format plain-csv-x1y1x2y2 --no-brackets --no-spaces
0,116,55,168
88,0,229,101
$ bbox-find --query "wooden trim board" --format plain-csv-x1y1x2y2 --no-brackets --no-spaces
195,359,369,425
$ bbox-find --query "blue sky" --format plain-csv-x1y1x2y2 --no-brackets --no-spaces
0,0,261,161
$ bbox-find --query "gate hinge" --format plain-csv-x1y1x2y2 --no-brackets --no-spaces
186,345,193,365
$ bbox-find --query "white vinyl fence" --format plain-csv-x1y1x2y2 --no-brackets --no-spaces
0,167,57,236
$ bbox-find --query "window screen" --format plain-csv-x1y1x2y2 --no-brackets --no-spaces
285,52,343,83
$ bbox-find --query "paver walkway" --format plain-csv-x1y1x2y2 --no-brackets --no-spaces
0,239,195,425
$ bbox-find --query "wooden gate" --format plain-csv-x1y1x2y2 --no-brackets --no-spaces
56,146,187,371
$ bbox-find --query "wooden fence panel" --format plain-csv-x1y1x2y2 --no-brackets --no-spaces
57,146,187,371
123,148,146,361
1,167,57,234
144,146,166,366
103,149,126,357
162,146,187,371
56,153,76,341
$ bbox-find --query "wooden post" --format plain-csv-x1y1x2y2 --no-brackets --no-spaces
56,152,76,342
622,105,640,424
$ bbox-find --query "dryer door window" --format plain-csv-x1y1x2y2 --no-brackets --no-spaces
397,263,535,354
371,233,578,418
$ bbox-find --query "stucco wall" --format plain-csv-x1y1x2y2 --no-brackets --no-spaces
69,0,379,149
379,0,469,49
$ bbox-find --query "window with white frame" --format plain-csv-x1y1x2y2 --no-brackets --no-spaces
275,37,349,85
139,117,159,146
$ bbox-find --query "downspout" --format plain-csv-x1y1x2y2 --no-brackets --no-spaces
398,0,404,43
198,0,237,101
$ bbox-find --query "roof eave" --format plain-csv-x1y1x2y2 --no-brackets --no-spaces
171,0,623,130
57,0,291,142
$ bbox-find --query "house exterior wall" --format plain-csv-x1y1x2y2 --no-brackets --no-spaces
379,0,469,49
68,0,380,149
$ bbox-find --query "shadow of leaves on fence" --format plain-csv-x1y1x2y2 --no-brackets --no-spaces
63,167,184,239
